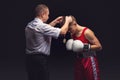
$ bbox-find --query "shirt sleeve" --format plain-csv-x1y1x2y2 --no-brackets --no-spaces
40,23,61,39
30,22,61,39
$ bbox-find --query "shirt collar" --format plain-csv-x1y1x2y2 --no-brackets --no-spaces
34,17,43,23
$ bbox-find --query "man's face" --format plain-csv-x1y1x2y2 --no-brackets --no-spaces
42,8,49,22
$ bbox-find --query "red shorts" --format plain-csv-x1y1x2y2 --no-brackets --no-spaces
74,56,100,80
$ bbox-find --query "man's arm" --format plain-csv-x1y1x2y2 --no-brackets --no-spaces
60,16,72,35
49,16,63,26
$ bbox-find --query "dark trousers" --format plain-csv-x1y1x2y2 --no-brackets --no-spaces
26,53,49,80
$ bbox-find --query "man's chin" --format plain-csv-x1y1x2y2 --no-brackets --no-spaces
43,20,47,23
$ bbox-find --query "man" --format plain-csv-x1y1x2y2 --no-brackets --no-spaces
66,16,102,80
25,4,72,80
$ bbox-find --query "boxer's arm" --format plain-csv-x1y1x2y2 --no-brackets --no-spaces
85,29,102,51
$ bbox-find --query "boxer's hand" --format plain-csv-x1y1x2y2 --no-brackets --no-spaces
72,40,90,52
72,40,84,52
66,39,74,51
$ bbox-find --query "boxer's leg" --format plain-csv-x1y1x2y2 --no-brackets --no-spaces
74,58,85,80
84,56,100,80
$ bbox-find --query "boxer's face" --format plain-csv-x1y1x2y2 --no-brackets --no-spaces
69,22,77,35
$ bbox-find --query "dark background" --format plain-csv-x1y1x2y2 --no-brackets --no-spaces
4,0,120,80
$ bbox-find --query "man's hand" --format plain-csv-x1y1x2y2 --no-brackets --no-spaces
49,16,63,26
54,16,63,24
65,16,72,23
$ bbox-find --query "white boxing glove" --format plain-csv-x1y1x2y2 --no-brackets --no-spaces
72,40,90,52
66,39,74,51
72,40,84,52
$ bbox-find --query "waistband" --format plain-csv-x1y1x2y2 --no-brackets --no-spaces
26,52,49,57
76,51,96,58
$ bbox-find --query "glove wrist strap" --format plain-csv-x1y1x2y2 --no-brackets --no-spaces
83,43,90,52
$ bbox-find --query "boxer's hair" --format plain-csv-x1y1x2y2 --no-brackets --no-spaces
35,4,48,16
69,15,77,26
